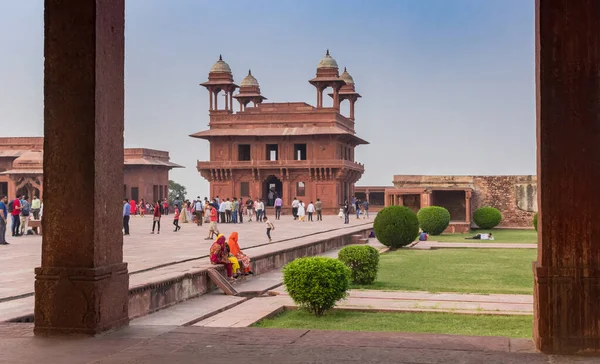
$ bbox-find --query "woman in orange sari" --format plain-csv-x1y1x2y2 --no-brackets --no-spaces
209,234,233,280
227,232,253,275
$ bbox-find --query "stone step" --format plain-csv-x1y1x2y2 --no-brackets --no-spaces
207,269,238,295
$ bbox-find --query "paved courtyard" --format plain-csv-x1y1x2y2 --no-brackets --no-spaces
0,214,373,320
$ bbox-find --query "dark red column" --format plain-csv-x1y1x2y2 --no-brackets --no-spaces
534,0,600,354
35,0,129,335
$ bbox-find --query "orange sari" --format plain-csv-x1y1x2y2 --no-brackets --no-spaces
228,232,251,273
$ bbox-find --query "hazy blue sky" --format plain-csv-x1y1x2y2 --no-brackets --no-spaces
0,0,535,199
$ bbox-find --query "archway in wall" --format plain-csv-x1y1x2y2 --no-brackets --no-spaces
263,175,282,207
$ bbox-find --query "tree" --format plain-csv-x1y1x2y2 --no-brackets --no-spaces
168,180,187,202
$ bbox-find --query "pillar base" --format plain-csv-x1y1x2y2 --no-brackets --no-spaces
533,262,600,354
34,263,129,335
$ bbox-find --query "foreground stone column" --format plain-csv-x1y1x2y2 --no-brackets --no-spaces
534,0,600,354
35,0,129,335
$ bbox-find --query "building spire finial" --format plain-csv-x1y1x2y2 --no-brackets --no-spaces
344,66,347,72
326,49,330,56
248,69,252,75
219,54,223,61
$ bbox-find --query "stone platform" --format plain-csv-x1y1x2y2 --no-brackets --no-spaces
0,215,372,322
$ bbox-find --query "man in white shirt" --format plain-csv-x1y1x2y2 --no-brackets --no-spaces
194,199,203,226
291,198,299,220
219,200,226,224
224,198,232,223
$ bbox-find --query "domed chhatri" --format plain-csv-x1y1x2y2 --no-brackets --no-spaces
317,49,339,69
210,54,232,73
240,69,259,87
339,67,354,85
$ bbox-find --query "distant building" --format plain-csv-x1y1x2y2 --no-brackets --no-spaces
0,137,183,202
191,52,368,213
356,175,537,231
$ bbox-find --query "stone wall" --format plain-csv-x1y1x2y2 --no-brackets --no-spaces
471,176,537,228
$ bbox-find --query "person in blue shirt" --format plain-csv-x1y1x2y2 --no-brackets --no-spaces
0,195,8,245
419,231,428,241
123,198,131,236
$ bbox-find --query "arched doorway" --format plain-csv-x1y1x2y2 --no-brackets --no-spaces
263,175,282,206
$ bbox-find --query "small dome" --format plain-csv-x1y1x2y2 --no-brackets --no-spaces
317,49,339,69
339,67,354,84
210,55,232,73
240,70,259,87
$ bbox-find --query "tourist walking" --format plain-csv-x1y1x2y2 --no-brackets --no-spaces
206,203,219,240
225,198,232,223
246,197,254,222
256,198,264,222
9,195,21,237
173,206,181,232
123,198,130,235
0,195,9,245
130,199,137,216
19,196,31,235
31,195,41,220
355,199,361,219
194,199,203,226
238,199,244,223
362,199,370,219
219,199,226,223
274,195,282,220
343,200,350,224
268,190,274,206
298,201,306,222
232,198,239,223
291,197,299,220
139,199,146,217
162,198,169,216
315,199,323,221
264,216,275,242
152,200,161,234
307,201,315,221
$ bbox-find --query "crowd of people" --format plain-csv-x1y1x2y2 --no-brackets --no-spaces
0,194,43,245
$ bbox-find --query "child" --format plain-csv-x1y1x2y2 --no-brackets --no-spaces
173,206,181,232
264,216,275,242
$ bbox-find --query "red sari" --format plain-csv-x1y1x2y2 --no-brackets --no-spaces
209,235,232,277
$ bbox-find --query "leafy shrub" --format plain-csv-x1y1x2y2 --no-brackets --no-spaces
373,206,420,249
283,257,351,316
473,207,503,229
338,245,380,285
533,213,538,232
417,206,451,235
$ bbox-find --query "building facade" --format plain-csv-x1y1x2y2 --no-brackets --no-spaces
0,137,182,202
356,174,537,231
192,52,368,213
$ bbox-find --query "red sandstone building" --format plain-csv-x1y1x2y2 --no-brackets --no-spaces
0,137,182,202
191,52,367,213
356,174,537,231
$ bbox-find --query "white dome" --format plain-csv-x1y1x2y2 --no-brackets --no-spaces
339,67,354,84
240,70,259,87
317,50,339,69
210,55,232,73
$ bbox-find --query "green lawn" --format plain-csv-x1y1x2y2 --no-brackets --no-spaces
431,229,537,243
353,249,535,294
254,309,532,338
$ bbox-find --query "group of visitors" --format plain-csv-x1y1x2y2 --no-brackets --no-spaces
0,194,43,244
351,196,370,219
291,197,323,222
209,232,254,281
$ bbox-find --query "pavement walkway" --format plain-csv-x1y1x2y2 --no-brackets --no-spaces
1,323,596,363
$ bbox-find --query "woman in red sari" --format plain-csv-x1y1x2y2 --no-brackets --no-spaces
227,232,253,275
210,234,233,280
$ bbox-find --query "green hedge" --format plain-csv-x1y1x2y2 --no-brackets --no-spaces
417,206,451,235
338,245,380,284
473,207,503,229
533,213,538,232
283,257,351,316
373,206,419,249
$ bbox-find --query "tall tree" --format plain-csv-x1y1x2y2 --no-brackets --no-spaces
168,180,187,201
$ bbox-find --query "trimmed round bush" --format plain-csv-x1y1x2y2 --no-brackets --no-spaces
338,245,380,285
373,205,420,249
533,213,538,232
283,256,351,316
417,206,451,235
473,206,503,229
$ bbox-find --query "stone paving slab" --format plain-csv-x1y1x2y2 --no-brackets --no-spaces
415,241,537,249
130,293,246,326
1,324,597,363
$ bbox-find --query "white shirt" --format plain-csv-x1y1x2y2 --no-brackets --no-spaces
307,203,315,213
195,201,203,211
292,199,299,208
225,201,232,210
479,233,489,240
219,202,226,212
258,201,265,210
298,204,305,216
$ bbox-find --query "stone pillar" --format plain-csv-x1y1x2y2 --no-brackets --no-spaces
534,0,600,354
35,0,129,335
465,190,472,225
397,195,403,206
209,90,213,111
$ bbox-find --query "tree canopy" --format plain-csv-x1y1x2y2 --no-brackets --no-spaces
168,180,187,201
